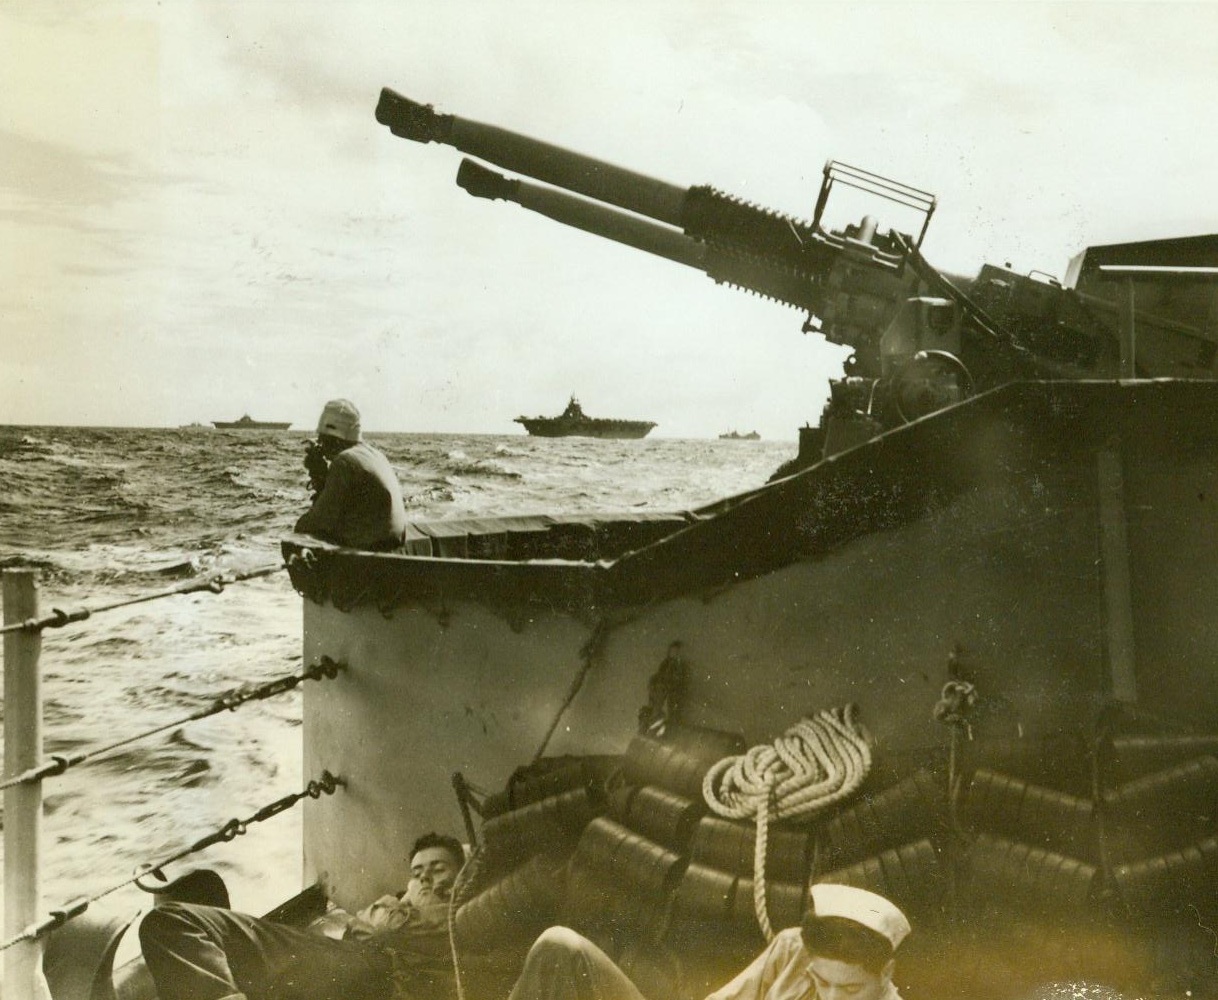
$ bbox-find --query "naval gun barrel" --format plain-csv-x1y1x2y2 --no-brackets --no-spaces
377,88,689,228
456,159,707,269
456,159,828,314
375,88,839,278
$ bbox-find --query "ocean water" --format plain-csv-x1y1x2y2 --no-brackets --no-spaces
0,425,795,923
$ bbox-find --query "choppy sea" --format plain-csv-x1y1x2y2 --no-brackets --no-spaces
0,425,795,925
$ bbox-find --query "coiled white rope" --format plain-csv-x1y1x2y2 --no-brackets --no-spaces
702,705,874,940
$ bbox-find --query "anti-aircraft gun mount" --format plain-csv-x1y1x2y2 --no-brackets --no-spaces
376,88,1218,473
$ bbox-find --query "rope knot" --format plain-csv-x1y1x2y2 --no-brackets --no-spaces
702,706,873,941
933,680,978,736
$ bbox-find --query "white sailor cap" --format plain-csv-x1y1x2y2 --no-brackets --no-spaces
809,883,911,949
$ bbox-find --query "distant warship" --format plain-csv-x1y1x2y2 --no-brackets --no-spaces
514,396,656,439
718,430,760,440
212,415,292,430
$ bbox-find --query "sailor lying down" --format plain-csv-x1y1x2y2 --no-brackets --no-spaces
139,831,464,1000
140,842,909,1000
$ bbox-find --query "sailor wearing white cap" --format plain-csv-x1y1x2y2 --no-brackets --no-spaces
507,883,910,1000
705,883,910,1000
295,399,407,551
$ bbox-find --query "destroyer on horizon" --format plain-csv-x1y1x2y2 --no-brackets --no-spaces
514,396,656,439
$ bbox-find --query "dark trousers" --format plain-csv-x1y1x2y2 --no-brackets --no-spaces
139,902,394,1000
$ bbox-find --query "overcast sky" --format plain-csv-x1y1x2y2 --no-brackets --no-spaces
3,2,1217,438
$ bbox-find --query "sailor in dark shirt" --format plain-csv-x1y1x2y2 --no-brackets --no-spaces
295,399,407,551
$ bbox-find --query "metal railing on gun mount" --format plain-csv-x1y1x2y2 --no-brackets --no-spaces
1,563,346,1000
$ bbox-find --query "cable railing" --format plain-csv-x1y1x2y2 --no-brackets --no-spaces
0,772,344,954
0,562,287,636
0,656,343,794
1,562,344,998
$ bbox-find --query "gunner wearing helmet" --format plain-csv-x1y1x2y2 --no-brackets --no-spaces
295,398,407,551
509,883,910,1000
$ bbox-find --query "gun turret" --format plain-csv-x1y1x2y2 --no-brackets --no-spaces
380,93,913,274
375,89,929,351
377,89,1102,469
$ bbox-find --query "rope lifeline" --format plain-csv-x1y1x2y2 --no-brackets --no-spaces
702,705,873,940
0,771,344,953
531,619,609,763
444,844,488,1000
0,657,345,792
0,562,287,636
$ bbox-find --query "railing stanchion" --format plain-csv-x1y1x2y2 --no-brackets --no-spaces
3,570,51,1000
